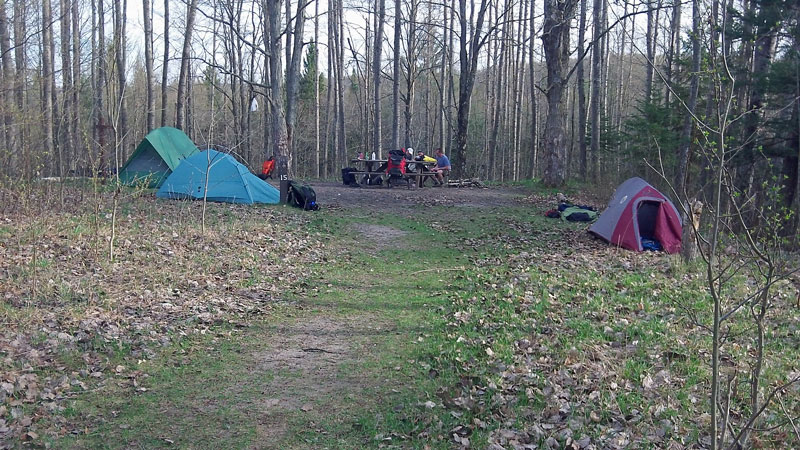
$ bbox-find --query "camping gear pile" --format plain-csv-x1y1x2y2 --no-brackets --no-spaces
445,178,487,188
286,181,319,210
386,149,410,188
589,177,682,253
544,202,598,222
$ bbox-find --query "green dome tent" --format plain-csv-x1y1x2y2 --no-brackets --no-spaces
118,127,200,188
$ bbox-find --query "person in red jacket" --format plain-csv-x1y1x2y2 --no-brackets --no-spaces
259,156,275,180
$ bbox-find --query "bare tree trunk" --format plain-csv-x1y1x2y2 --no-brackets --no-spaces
160,0,169,127
514,0,529,181
114,0,128,164
266,0,290,177
675,0,701,196
577,0,587,180
13,0,28,177
71,0,80,168
314,0,320,177
528,0,538,179
42,0,57,176
644,0,655,103
143,0,154,131
176,0,198,130
0,0,13,166
438,1,448,152
454,0,490,178
59,0,73,171
665,0,680,106
488,3,507,181
403,0,418,149
285,0,306,163
372,0,385,156
541,0,577,187
336,0,346,165
589,0,601,183
391,0,401,150
446,2,455,153
324,0,335,176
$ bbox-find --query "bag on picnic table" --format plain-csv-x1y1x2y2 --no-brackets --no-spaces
287,181,319,211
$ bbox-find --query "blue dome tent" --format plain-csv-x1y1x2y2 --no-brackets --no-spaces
157,150,279,204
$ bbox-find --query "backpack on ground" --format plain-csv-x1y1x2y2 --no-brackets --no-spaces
341,167,358,186
287,181,319,211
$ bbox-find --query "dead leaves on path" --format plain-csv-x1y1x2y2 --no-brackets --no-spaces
0,198,326,445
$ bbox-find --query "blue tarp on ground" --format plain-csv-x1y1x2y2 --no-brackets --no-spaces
156,150,280,204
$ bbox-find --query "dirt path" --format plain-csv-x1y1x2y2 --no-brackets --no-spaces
243,183,536,447
309,181,530,211
252,315,385,447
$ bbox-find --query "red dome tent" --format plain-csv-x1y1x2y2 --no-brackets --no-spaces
589,177,682,253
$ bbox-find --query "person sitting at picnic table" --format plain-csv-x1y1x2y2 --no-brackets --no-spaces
404,147,414,160
259,155,275,180
431,148,451,186
414,150,436,163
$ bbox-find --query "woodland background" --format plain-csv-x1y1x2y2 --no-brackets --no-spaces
0,0,798,226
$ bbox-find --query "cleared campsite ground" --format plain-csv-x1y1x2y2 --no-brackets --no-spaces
1,181,798,448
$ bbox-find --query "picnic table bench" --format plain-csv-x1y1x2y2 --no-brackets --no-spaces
349,158,444,188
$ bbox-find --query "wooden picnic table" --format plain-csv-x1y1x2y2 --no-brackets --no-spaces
349,158,439,188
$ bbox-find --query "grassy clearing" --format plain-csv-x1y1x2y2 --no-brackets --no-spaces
2,183,799,449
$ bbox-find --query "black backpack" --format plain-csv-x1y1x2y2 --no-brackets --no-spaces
341,167,358,186
287,181,319,211
388,149,405,163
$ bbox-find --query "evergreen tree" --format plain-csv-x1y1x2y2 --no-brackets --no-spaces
299,43,326,100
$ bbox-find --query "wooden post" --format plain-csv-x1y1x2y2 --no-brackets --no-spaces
280,178,290,204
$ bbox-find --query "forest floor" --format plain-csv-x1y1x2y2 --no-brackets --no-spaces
1,180,798,449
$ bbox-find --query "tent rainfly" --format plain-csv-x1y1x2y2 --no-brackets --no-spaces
589,177,682,253
156,150,280,204
118,127,201,187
